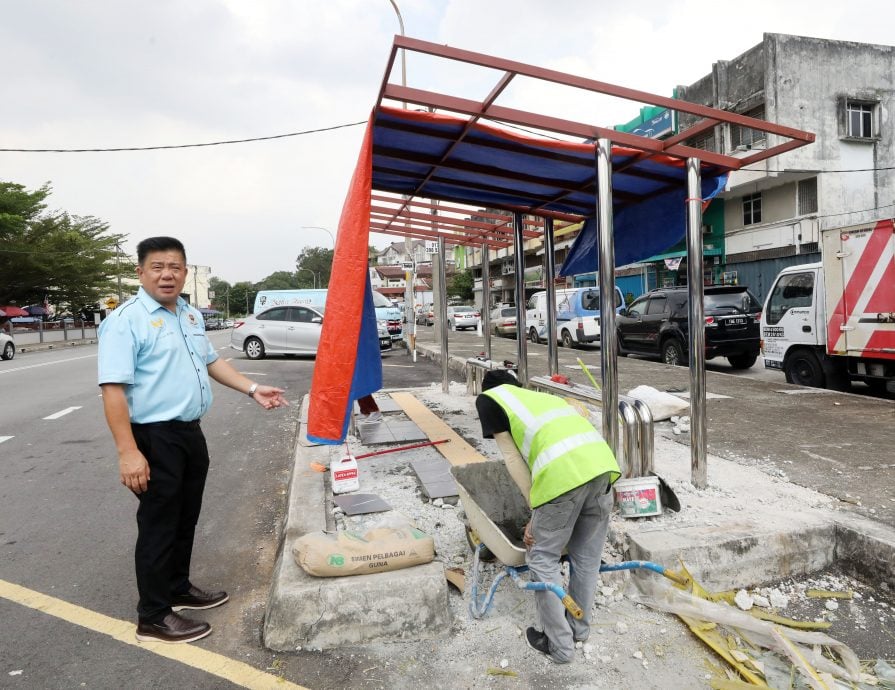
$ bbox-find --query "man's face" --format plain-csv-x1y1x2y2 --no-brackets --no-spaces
137,249,188,308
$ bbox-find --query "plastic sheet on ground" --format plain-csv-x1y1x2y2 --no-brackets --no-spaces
628,566,889,688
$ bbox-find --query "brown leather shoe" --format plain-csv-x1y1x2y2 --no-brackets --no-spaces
136,612,212,643
171,584,229,611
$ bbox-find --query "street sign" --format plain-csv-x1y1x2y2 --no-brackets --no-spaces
425,241,438,255
401,261,415,271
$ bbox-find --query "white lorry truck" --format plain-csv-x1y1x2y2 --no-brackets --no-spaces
760,218,894,393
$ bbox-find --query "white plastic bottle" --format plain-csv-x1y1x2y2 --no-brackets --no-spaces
331,453,360,494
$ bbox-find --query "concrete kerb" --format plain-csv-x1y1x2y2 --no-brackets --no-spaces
262,396,451,652
17,338,97,353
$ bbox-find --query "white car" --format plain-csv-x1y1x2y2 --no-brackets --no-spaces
230,306,392,360
447,305,481,331
230,305,325,359
1,331,15,360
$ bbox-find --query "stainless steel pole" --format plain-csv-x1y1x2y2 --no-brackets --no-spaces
543,217,559,376
481,243,492,360
437,236,449,393
513,212,528,386
686,157,707,489
596,138,618,456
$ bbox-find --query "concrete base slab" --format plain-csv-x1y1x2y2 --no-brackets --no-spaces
626,516,838,591
263,554,450,651
264,397,451,651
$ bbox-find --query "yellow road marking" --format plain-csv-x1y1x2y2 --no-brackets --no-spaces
388,391,487,466
0,579,308,690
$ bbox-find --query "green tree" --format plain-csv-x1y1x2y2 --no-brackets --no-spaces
296,247,334,288
447,269,474,302
256,270,302,290
229,281,256,316
209,277,232,315
0,181,127,310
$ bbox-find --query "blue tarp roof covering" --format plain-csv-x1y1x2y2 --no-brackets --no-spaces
370,107,728,269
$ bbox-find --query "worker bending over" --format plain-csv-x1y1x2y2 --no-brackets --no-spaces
475,369,620,664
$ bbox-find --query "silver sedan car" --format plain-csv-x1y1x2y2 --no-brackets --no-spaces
230,305,325,359
230,306,392,359
1,331,15,360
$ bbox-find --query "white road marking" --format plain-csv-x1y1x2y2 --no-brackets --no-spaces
43,406,83,420
0,354,97,375
0,436,13,444
383,364,415,368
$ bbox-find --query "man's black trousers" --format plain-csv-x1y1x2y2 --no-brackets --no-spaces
131,421,209,623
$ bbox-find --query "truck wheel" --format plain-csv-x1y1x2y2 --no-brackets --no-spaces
784,349,824,387
727,352,758,369
244,337,266,360
561,329,575,349
661,338,684,366
529,327,540,344
865,379,887,394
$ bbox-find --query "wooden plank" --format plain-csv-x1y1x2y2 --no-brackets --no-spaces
388,392,487,466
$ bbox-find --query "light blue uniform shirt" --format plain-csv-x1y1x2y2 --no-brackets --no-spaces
98,288,219,423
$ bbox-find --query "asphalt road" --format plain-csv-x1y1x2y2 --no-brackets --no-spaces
0,333,460,689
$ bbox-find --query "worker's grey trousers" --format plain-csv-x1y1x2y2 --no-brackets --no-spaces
527,473,613,663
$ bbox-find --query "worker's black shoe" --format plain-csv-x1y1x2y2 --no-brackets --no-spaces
525,627,552,658
171,585,229,611
136,612,211,644
525,627,572,664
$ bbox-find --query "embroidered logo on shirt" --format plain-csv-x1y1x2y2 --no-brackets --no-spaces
150,317,164,328
188,313,198,325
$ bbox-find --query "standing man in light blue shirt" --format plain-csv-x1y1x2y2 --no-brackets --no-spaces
98,236,289,644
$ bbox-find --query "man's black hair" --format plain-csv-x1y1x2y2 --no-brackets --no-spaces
481,369,521,391
137,237,187,265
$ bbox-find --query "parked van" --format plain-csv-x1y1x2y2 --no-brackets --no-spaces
253,289,403,340
526,286,624,347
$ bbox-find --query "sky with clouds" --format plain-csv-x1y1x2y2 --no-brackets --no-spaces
2,0,893,283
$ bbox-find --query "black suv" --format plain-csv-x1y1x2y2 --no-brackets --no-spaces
616,285,762,369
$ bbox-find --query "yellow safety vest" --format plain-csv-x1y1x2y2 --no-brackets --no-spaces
483,385,620,507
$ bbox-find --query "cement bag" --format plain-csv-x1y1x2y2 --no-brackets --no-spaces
626,385,689,421
293,526,435,577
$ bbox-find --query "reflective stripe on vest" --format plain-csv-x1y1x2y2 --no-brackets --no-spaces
483,385,620,507
486,389,580,458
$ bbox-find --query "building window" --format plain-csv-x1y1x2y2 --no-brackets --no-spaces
798,178,818,215
731,105,766,150
685,130,715,152
743,192,762,225
846,100,877,138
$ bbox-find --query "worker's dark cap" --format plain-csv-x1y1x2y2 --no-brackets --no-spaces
481,369,520,391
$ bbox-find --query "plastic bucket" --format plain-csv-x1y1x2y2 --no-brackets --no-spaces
613,476,662,518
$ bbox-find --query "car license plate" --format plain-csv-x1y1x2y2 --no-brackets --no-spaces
380,338,391,347
726,317,747,326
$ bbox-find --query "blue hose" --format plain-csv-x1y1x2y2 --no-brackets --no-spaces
599,560,667,577
468,547,677,619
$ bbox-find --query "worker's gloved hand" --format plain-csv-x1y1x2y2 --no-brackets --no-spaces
523,520,535,549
